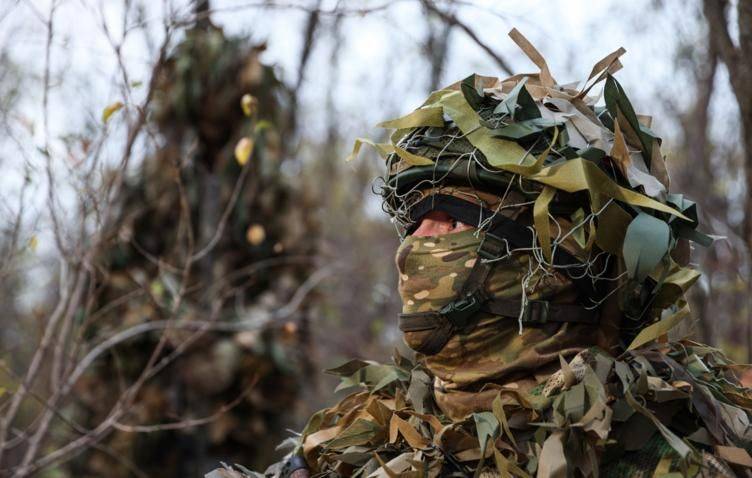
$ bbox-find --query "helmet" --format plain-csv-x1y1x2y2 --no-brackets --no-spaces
348,28,711,349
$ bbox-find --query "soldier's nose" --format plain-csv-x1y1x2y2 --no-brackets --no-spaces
411,211,474,237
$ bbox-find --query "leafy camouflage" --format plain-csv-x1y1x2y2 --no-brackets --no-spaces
222,28,752,478
241,341,752,477
350,29,710,346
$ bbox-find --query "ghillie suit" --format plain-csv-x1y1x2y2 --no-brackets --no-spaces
66,20,319,478
220,29,752,478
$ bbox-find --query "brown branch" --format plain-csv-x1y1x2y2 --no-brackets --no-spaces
112,377,258,433
703,0,740,80
190,156,255,261
158,0,413,31
0,264,86,467
420,0,513,75
4,19,175,476
423,1,454,92
704,0,752,361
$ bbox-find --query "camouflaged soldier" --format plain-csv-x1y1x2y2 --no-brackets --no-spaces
219,29,752,478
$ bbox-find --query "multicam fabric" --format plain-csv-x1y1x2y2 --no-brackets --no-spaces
396,228,597,421
275,342,752,477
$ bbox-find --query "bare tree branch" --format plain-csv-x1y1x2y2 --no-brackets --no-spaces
420,0,513,75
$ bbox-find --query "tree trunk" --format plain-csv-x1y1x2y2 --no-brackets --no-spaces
703,0,752,360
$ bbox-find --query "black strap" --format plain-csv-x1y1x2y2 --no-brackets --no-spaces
400,298,598,354
281,456,308,478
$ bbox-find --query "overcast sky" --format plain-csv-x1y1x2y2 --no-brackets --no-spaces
1,0,725,150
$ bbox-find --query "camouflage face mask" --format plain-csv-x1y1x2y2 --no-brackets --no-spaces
395,228,483,353
395,227,599,421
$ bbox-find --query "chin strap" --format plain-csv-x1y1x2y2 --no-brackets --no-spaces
398,194,602,356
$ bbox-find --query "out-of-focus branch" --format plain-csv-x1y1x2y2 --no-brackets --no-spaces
42,0,66,258
1,15,175,475
422,0,454,91
112,377,257,433
703,0,752,361
703,0,741,81
282,0,323,160
190,157,255,261
10,254,331,475
420,0,513,75
154,0,412,31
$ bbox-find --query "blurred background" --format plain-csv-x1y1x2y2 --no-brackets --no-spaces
0,0,749,476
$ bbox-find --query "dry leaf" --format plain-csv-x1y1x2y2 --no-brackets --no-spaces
246,224,265,245
102,101,124,124
241,94,257,117
234,137,254,166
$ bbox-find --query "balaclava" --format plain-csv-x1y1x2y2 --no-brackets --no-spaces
393,186,608,419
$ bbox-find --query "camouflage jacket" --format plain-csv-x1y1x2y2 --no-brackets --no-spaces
231,340,752,478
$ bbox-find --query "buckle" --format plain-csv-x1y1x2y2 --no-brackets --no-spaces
477,232,506,260
439,291,487,328
281,456,308,477
521,300,550,324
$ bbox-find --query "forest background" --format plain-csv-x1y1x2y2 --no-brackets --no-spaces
0,0,750,476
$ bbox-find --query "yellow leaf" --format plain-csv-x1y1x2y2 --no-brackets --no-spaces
376,106,445,129
246,224,265,245
28,235,38,252
234,137,254,166
102,101,124,124
241,94,257,117
533,186,556,262
627,303,690,350
393,145,434,166
254,120,273,133
345,138,393,162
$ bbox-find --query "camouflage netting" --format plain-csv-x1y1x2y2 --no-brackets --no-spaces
65,22,319,477
360,28,710,350
215,29,752,478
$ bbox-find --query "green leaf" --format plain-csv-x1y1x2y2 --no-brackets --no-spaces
325,359,370,376
489,117,561,139
627,305,690,350
604,75,656,167
576,147,606,161
460,74,485,111
326,419,382,449
254,120,273,134
473,411,499,455
493,77,540,121
439,91,538,171
623,212,671,280
331,363,407,392
370,367,401,392
665,194,698,226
